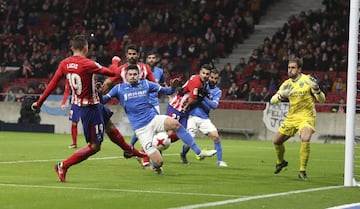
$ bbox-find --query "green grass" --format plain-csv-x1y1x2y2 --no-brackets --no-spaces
0,131,359,209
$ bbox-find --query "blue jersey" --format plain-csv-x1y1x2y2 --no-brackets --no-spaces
103,80,173,130
189,85,221,119
150,66,166,106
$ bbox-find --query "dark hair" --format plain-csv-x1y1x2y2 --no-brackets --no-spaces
71,35,88,50
146,51,158,58
126,44,139,53
211,68,219,75
201,64,212,71
125,64,139,73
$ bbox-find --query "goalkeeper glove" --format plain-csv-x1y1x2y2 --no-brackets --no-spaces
278,83,293,100
306,75,320,93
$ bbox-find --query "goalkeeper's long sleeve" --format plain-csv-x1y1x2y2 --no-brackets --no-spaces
270,93,281,105
312,90,326,103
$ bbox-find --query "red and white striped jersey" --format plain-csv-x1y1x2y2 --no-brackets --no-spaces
37,55,115,107
168,74,205,112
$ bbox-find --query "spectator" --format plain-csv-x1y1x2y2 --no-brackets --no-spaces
332,77,346,93
225,82,240,99
245,63,264,83
246,87,260,101
319,73,333,93
0,63,7,77
233,57,247,78
18,87,40,124
331,97,346,114
259,86,272,102
54,85,64,95
264,62,280,89
4,89,16,103
15,88,25,102
21,59,34,80
219,62,235,89
237,82,250,99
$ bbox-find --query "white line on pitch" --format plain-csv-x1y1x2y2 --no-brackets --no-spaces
0,183,243,198
168,186,344,209
0,154,180,164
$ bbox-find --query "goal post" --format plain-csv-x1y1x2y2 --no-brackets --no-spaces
344,0,359,187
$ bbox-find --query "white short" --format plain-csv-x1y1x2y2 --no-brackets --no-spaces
186,115,217,137
154,105,160,114
135,115,168,155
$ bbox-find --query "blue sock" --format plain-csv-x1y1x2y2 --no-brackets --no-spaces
176,125,201,155
181,144,190,156
214,141,222,162
130,133,138,146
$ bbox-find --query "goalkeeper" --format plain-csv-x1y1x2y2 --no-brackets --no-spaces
269,58,325,180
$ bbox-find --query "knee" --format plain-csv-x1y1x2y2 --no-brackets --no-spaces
89,143,101,153
273,139,283,146
152,158,164,168
209,132,219,142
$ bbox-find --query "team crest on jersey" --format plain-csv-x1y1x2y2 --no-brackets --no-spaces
299,82,305,87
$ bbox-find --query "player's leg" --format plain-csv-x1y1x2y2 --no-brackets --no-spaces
55,105,104,182
180,116,198,164
135,123,164,174
130,134,138,146
273,131,291,174
197,118,227,166
163,115,217,159
101,105,146,158
298,123,314,180
208,130,227,167
68,104,80,149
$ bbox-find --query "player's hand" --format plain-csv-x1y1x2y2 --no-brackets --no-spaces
169,77,182,88
306,75,319,90
61,104,66,110
112,56,121,63
31,102,41,113
95,82,103,93
279,83,293,99
176,88,184,96
198,88,209,99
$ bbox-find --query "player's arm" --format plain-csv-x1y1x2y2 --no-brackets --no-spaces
202,90,221,109
61,80,70,110
151,77,180,95
95,56,120,77
32,66,64,110
100,57,121,93
305,75,326,103
102,84,120,104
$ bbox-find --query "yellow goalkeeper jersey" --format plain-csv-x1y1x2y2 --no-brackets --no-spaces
279,73,316,118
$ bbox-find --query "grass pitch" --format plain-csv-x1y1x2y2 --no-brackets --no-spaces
0,131,358,209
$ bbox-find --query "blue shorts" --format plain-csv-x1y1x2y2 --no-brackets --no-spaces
166,104,189,128
69,104,80,123
100,104,114,124
80,104,105,144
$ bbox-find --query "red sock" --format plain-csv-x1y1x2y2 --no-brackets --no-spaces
71,124,77,145
107,128,147,158
62,145,97,169
142,148,150,165
107,128,131,150
132,147,147,158
169,133,179,143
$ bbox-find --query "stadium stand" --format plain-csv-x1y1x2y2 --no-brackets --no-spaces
0,0,350,112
